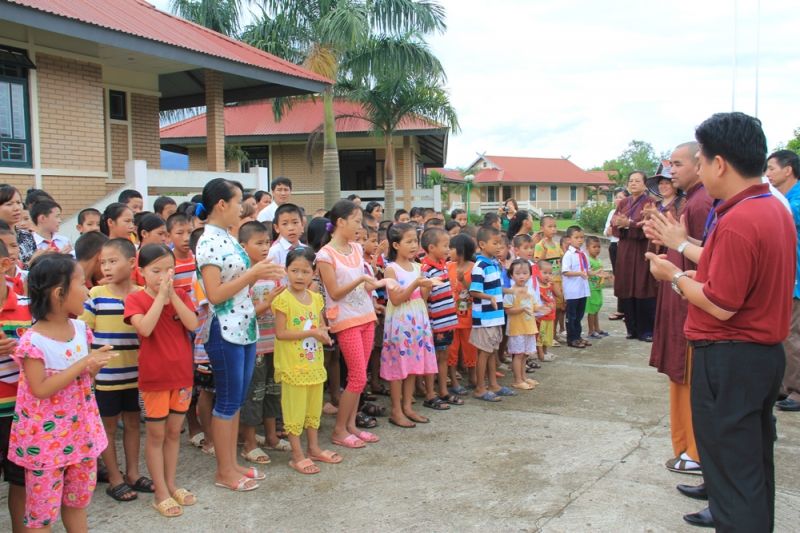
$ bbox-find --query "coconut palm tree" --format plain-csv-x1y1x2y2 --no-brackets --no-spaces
242,0,446,208
169,0,246,36
335,73,459,215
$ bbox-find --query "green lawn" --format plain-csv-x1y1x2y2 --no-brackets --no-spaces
556,218,578,230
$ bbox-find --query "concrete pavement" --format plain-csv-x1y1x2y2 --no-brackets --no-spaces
1,288,798,532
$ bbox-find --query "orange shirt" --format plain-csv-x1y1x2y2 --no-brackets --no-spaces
447,262,473,329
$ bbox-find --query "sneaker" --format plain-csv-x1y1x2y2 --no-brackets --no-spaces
541,353,556,362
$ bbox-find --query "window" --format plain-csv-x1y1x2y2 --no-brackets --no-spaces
109,90,127,120
0,46,34,168
487,186,497,203
240,145,269,173
529,185,537,201
339,149,377,190
570,185,577,201
550,186,558,201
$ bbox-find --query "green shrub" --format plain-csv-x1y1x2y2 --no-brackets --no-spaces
578,203,615,233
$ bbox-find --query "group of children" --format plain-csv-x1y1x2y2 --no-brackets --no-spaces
0,181,610,531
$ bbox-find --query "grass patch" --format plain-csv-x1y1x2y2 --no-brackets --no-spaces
556,219,578,230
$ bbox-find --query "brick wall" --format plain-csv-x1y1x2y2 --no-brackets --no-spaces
131,94,160,169
110,123,128,180
43,175,107,216
36,54,105,171
0,175,34,194
205,70,225,172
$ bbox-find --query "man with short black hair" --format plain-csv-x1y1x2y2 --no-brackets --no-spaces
256,177,292,225
647,113,795,531
767,149,800,412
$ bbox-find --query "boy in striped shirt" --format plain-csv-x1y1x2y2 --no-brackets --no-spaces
80,238,152,502
421,228,463,408
0,240,31,531
167,213,195,296
469,226,515,402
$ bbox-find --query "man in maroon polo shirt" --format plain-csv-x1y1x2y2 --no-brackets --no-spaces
646,112,795,532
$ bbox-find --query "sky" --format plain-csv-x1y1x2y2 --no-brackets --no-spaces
149,0,799,169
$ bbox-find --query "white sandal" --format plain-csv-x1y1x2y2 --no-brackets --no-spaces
240,447,271,464
264,438,291,452
189,432,205,448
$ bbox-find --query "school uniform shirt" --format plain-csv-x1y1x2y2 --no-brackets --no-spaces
267,236,304,286
561,246,590,300
32,232,70,252
470,254,504,328
195,223,257,345
256,202,279,224
124,288,195,392
80,285,141,392
420,256,458,333
0,280,31,418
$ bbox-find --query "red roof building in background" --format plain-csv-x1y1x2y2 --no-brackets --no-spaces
435,155,614,186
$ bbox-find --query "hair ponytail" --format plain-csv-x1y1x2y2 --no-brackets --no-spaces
200,178,240,221
100,202,130,236
321,199,359,247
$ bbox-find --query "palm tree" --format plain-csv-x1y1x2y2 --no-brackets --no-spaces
242,0,446,208
169,0,246,36
336,74,459,216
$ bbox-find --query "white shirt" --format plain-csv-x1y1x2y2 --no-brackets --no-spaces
256,202,279,224
195,223,256,345
266,236,304,284
604,210,619,243
32,232,70,251
763,176,792,213
561,246,591,300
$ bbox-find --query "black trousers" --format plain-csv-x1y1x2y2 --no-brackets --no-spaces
619,297,656,338
565,297,586,343
691,342,785,533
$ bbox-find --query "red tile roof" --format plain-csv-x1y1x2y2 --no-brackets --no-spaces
427,168,464,181
10,0,330,84
160,99,443,138
443,156,614,185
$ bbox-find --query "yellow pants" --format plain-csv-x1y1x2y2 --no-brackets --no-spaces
669,350,698,461
281,382,323,436
536,319,554,348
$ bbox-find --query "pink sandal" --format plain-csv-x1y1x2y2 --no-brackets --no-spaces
356,431,380,443
331,434,366,449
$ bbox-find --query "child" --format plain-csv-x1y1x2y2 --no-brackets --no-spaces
118,189,144,214
74,231,109,290
317,200,384,448
469,226,515,402
536,261,558,362
125,244,198,517
0,222,26,295
585,236,609,339
450,208,467,228
272,247,341,474
363,226,388,400
154,196,178,221
100,203,136,241
267,203,305,276
561,226,591,349
10,254,115,531
420,228,462,407
17,210,33,232
166,213,195,295
394,209,410,223
381,223,437,427
238,222,289,465
30,199,70,253
534,216,565,345
80,238,152,502
504,259,545,390
0,240,31,532
447,233,478,393
76,208,101,234
137,214,168,247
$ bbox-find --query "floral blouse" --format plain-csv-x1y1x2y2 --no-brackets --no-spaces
17,229,36,268
195,224,257,345
10,320,107,470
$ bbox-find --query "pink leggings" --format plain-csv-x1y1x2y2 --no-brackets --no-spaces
337,322,375,393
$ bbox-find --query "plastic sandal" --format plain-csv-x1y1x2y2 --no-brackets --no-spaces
422,397,450,410
127,475,155,493
331,434,366,449
189,432,205,448
152,497,183,517
356,430,380,443
242,466,266,480
264,439,292,452
474,391,501,402
449,385,468,396
309,450,344,464
439,394,464,406
171,488,196,506
214,477,259,492
495,386,517,397
289,458,320,475
240,447,271,465
105,482,138,502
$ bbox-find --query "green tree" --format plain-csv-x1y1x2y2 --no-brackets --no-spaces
335,74,459,215
597,140,660,187
169,0,245,36
787,128,800,155
242,0,446,208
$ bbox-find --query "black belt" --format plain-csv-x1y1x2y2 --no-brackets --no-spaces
690,340,748,348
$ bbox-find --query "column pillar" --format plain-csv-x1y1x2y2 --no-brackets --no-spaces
205,70,225,172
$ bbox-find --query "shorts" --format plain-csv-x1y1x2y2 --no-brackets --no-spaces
433,330,454,352
586,288,603,315
537,319,554,348
469,326,503,354
95,388,140,418
240,353,282,427
507,334,537,355
281,382,323,436
141,388,192,422
24,457,96,529
194,363,216,394
0,416,24,486
448,329,477,367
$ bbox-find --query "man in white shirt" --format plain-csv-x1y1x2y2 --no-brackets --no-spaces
257,177,293,225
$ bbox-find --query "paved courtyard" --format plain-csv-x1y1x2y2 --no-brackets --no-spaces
1,290,798,532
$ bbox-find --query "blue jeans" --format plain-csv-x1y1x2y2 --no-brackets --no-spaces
204,317,256,419
566,297,587,344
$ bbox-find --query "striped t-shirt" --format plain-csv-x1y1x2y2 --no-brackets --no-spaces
470,254,505,328
421,257,457,333
0,280,32,417
173,253,196,295
80,285,140,391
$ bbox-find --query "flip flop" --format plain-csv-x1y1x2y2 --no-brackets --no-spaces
474,391,501,402
201,446,216,457
495,386,517,397
289,458,320,475
511,382,534,390
189,432,205,448
331,434,366,449
309,450,344,464
214,477,259,492
264,439,292,452
152,497,183,517
242,467,266,480
388,418,416,428
356,431,380,443
240,447,271,465
171,488,196,506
